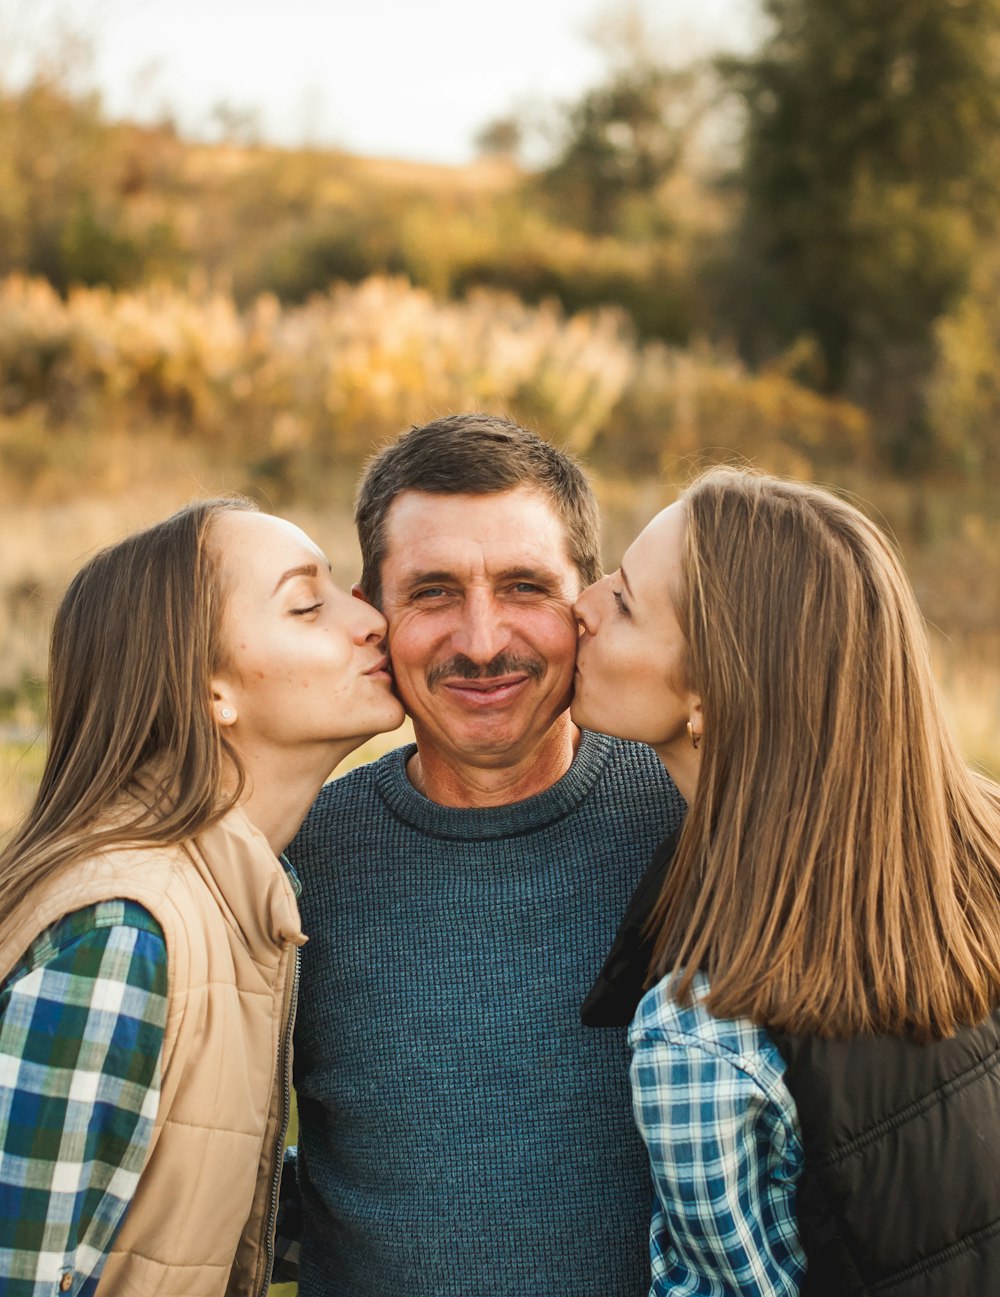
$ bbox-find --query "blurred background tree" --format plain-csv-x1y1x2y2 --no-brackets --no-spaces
0,28,184,292
534,8,711,238
720,0,1000,469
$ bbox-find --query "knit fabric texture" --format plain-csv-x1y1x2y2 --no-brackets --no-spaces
289,729,685,1297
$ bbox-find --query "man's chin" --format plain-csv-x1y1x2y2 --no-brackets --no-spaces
415,708,574,765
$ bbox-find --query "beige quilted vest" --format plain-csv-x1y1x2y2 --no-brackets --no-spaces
0,804,306,1297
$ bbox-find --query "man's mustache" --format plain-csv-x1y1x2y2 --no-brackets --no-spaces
425,653,545,690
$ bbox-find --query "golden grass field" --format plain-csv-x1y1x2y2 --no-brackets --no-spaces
1,273,997,831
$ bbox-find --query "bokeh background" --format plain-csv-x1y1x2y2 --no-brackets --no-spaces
2,0,999,844
2,5,1000,1292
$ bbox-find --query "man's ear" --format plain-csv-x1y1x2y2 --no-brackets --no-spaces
352,582,387,616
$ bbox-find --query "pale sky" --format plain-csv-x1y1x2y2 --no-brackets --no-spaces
1,0,758,164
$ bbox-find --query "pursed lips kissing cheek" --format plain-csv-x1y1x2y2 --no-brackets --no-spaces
364,654,393,681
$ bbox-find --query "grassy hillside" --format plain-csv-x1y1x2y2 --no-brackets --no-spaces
1,81,998,833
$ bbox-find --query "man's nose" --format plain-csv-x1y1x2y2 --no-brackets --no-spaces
451,591,512,664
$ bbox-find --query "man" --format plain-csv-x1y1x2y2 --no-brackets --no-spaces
287,413,685,1296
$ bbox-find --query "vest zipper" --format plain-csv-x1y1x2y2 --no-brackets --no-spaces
257,942,301,1297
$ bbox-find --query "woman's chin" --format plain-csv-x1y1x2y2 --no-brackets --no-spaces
570,698,612,737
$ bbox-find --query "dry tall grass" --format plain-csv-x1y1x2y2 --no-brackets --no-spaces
0,271,867,487
1,271,997,835
0,270,877,698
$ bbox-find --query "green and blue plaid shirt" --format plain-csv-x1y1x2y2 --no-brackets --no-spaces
0,900,168,1297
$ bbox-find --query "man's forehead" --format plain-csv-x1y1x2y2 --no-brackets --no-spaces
383,487,572,559
386,487,570,547
388,537,568,587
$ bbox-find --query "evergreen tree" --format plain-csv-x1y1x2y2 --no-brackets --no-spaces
725,0,1000,462
537,6,710,236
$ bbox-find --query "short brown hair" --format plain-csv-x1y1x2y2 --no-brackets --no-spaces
355,413,601,607
649,467,1000,1040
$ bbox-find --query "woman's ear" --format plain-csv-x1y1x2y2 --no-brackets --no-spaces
210,682,238,727
687,696,704,746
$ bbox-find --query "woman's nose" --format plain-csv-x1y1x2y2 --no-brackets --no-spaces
573,585,598,635
351,595,388,644
365,616,388,645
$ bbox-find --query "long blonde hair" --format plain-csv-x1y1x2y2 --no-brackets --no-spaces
650,467,1000,1039
0,497,256,920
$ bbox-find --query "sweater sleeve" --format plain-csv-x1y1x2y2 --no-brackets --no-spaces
0,901,168,1297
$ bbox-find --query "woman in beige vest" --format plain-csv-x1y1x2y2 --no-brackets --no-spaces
0,496,404,1296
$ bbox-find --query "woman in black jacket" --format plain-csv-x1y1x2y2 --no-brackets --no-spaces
573,466,1000,1297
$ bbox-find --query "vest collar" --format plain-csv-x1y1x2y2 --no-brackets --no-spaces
185,806,306,956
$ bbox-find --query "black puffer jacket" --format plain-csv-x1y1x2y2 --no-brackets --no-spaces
585,830,1000,1295
772,1014,1000,1296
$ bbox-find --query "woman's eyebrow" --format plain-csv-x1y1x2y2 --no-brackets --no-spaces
272,563,318,595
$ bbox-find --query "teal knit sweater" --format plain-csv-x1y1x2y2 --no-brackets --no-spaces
289,730,684,1297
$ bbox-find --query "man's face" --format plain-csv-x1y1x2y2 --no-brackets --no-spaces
379,486,583,773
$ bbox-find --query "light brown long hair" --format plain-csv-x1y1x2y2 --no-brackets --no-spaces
0,496,257,920
649,467,1000,1040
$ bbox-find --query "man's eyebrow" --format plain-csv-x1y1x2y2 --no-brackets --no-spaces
619,563,635,600
397,564,563,594
399,569,456,594
496,565,561,585
272,563,318,595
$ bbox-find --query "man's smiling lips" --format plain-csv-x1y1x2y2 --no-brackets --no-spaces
438,673,532,707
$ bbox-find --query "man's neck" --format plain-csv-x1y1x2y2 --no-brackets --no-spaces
408,716,581,809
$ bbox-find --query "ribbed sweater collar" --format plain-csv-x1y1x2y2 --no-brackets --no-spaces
373,728,612,841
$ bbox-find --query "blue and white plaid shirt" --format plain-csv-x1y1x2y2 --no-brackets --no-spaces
629,970,807,1297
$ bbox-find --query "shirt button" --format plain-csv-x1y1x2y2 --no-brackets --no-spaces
59,1275,73,1293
